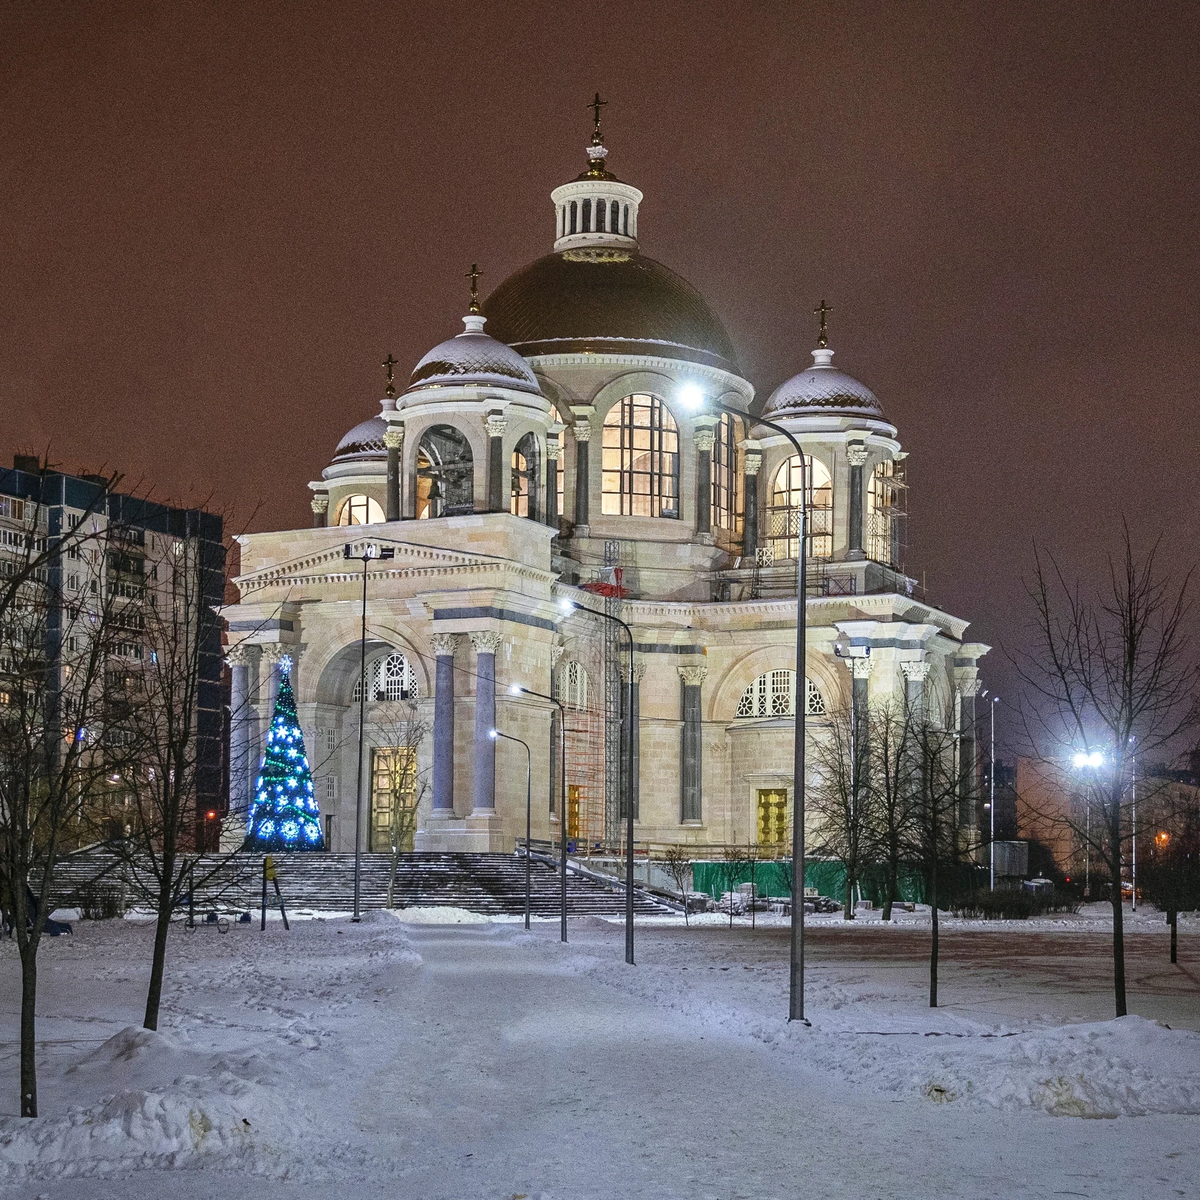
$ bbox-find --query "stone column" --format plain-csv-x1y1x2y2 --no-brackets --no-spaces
679,664,708,822
227,644,254,824
545,434,560,530
485,412,507,513
384,423,404,523
850,653,874,724
847,442,868,559
900,658,931,718
260,645,286,714
310,492,329,529
430,634,458,814
470,631,503,813
957,677,981,829
693,418,717,539
742,447,762,559
622,660,647,820
572,418,592,530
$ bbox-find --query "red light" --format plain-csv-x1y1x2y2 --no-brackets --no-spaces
206,810,217,820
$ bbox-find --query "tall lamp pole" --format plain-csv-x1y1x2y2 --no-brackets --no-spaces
511,683,569,942
558,596,636,965
988,695,999,890
491,729,532,929
680,384,810,1023
344,540,395,923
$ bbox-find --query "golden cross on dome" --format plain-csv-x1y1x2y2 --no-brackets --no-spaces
382,353,398,398
588,92,607,142
814,299,833,349
466,263,482,314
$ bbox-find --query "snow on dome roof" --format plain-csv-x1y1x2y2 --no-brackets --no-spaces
762,347,884,418
407,314,541,395
332,415,387,462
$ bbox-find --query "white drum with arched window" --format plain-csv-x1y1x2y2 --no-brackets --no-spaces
736,670,826,718
712,412,743,549
353,652,419,703
601,394,680,518
765,456,832,560
336,495,385,526
417,425,474,518
510,432,540,520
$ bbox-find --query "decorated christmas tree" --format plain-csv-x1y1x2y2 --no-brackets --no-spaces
244,658,324,851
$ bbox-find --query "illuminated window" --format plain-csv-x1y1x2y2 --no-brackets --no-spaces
765,455,832,560
353,652,418,704
867,459,904,568
510,432,540,520
558,660,589,711
601,394,680,518
711,412,743,547
417,425,474,518
736,671,825,718
336,495,385,526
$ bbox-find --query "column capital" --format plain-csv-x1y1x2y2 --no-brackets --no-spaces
621,659,648,684
430,633,458,658
225,642,256,667
259,643,289,665
956,677,982,698
846,441,869,468
545,434,561,461
383,426,405,451
484,413,507,439
743,450,763,476
693,425,717,453
468,630,504,655
310,495,329,515
678,664,709,687
900,658,931,683
850,655,875,679
573,420,593,443
550,644,566,669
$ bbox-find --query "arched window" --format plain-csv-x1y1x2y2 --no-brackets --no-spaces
712,412,743,548
353,652,419,703
510,432,540,520
569,200,577,234
765,455,832,560
736,671,825,718
596,199,606,232
558,660,589,710
867,459,904,567
582,198,592,233
611,200,620,233
601,394,680,518
622,204,629,235
336,495,385,526
417,425,474,518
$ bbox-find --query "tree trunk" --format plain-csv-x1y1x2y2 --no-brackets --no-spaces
387,847,400,909
1170,911,1177,964
144,871,174,1031
20,943,38,1117
929,859,939,1008
1111,877,1127,1018
844,872,855,920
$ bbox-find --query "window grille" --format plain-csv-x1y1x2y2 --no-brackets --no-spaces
601,394,680,518
735,671,825,718
353,652,418,703
558,660,589,711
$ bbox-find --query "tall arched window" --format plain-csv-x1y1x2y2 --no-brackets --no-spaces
417,425,474,518
558,660,589,710
510,432,541,520
712,412,743,548
353,652,419,703
336,495,385,526
736,671,825,718
622,204,629,235
867,459,904,567
601,394,680,518
765,455,832,560
596,200,606,232
582,198,592,233
569,201,577,234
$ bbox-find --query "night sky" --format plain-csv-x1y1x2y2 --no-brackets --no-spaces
4,2,1197,745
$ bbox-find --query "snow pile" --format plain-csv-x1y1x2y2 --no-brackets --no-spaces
391,905,491,925
0,1027,317,1182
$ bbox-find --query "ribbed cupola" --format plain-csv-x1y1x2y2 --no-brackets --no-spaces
551,93,642,256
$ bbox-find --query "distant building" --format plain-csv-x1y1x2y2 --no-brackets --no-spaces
0,455,225,847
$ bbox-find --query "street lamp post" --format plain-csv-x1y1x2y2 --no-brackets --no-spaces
557,596,636,965
680,384,810,1023
1072,749,1105,900
491,729,532,929
344,541,395,923
511,683,569,942
989,695,999,890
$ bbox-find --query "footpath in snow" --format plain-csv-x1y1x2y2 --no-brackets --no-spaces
0,909,1196,1199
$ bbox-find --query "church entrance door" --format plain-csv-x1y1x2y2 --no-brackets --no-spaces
756,788,788,850
370,747,419,853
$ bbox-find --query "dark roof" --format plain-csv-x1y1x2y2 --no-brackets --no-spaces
481,252,739,373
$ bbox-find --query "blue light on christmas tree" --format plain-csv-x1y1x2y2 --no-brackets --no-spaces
244,657,324,851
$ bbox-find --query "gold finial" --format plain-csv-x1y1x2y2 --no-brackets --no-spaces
382,352,398,398
814,299,833,349
466,263,482,314
588,92,608,145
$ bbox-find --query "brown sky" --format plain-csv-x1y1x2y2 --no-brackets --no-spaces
3,1,1198,743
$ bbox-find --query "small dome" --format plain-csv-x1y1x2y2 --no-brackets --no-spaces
762,348,884,418
332,416,387,462
407,314,541,395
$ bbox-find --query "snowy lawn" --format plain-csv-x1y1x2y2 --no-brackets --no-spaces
0,909,1197,1198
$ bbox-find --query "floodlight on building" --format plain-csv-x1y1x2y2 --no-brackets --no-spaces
1072,750,1105,769
488,728,499,740
678,382,705,411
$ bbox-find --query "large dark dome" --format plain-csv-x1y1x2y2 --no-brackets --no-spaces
480,252,739,373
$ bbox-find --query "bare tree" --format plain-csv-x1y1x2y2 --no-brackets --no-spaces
0,469,123,1116
1015,531,1199,1016
367,699,431,908
661,842,693,926
722,844,750,928
99,516,226,1031
809,702,875,919
868,699,917,922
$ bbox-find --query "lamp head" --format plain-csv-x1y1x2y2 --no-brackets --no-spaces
488,729,499,740
558,597,575,616
678,382,706,412
509,684,524,696
1072,750,1105,769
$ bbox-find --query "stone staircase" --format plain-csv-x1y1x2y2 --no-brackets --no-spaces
49,849,673,917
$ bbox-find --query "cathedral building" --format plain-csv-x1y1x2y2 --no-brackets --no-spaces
222,109,989,859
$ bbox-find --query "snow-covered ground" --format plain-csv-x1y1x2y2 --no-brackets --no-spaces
0,908,1197,1198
